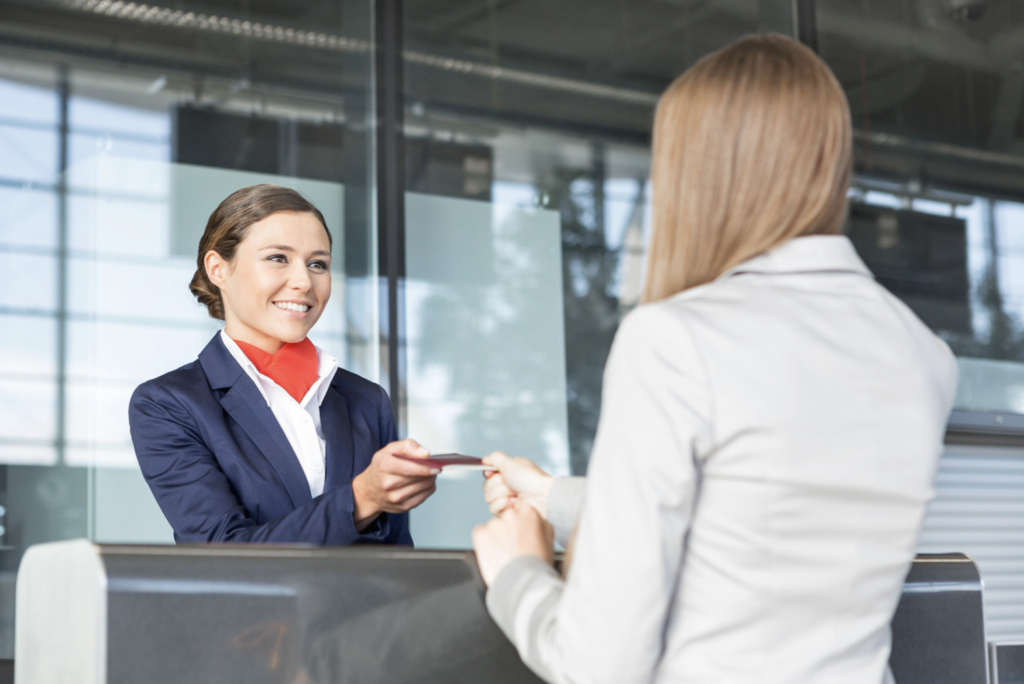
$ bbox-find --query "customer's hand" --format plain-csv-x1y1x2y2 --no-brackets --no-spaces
472,501,554,586
352,439,439,531
482,452,555,518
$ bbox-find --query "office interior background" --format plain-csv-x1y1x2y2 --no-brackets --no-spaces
0,0,1022,658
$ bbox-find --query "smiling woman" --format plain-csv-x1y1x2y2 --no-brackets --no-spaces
127,185,440,546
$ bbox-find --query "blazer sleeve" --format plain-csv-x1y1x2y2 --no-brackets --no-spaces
130,380,401,546
376,384,414,546
485,305,713,684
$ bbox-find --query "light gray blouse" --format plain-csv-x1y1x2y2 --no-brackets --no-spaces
485,236,958,684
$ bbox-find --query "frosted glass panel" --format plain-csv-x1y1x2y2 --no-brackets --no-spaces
167,163,345,262
955,357,1024,415
405,192,570,548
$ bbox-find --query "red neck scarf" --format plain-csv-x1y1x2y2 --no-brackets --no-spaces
233,337,319,403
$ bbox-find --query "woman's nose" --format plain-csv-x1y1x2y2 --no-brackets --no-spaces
288,263,313,291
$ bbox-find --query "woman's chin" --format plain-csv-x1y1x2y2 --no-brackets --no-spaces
259,322,312,345
277,329,311,344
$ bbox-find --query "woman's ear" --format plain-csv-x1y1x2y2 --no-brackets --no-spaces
204,250,229,289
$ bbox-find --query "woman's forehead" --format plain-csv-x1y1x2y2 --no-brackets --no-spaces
245,212,331,252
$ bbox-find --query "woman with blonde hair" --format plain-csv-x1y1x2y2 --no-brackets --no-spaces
472,34,957,684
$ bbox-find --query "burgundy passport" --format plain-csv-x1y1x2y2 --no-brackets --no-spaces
392,453,496,470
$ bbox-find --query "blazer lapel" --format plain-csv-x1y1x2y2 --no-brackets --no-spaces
321,385,356,492
199,334,312,509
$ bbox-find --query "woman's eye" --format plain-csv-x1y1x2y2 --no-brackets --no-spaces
309,261,328,271
268,254,287,264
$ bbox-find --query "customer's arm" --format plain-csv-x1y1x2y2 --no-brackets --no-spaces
481,306,712,684
546,477,586,548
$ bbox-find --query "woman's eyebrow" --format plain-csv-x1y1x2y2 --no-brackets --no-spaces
258,244,331,258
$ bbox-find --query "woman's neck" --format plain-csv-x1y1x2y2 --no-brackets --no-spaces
223,321,288,355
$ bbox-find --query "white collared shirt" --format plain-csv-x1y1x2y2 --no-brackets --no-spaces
220,331,339,498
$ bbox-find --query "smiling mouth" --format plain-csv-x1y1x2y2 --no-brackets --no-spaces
274,302,311,313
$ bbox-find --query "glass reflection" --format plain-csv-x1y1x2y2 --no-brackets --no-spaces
0,0,378,656
816,2,1024,416
405,193,569,548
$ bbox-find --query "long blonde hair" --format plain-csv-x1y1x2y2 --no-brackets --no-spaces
642,34,852,304
564,37,852,577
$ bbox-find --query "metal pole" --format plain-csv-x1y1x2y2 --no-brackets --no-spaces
796,0,818,53
758,0,817,52
56,65,69,465
375,0,407,435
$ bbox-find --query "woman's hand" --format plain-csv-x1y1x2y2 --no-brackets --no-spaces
351,439,439,531
472,501,555,586
482,452,555,518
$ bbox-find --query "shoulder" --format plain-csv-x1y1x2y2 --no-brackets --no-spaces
614,298,705,360
329,367,390,409
130,359,209,414
610,301,712,393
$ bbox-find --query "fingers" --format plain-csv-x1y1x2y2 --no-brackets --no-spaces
482,451,512,470
509,498,542,523
487,496,514,517
382,454,440,478
472,514,504,542
377,467,437,493
483,472,510,500
378,477,437,512
378,439,438,477
483,471,516,508
483,475,515,515
396,482,437,511
392,438,429,458
388,438,432,464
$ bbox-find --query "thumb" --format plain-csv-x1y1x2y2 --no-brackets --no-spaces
482,451,512,470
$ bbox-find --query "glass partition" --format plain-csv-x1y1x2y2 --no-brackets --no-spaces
402,0,760,546
0,0,379,656
404,192,570,547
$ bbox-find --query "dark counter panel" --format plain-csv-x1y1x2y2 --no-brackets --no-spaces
15,542,988,684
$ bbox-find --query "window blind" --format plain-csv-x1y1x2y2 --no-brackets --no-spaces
918,444,1024,642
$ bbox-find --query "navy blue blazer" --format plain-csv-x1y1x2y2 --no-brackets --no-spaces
128,333,412,546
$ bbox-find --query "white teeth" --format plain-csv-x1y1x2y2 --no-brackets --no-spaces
275,302,309,313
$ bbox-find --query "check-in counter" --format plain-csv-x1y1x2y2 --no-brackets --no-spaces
990,642,1024,684
16,541,540,684
889,553,986,684
13,543,995,684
